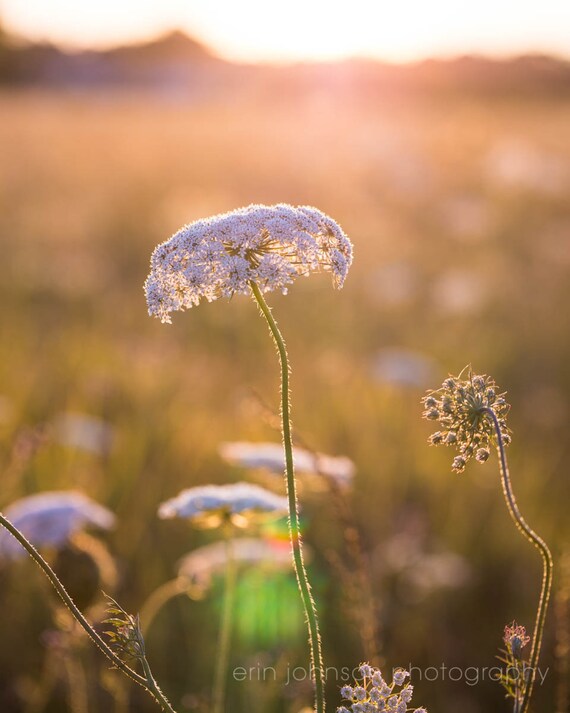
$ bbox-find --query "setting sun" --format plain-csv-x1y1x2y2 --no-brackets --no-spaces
2,0,570,61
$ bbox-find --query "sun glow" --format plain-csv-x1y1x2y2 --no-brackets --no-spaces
2,0,570,62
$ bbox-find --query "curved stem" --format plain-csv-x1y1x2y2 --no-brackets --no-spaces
483,408,553,713
212,525,237,713
0,514,178,713
250,281,325,713
140,578,194,636
140,656,178,713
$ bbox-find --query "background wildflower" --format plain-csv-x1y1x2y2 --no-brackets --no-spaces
0,491,115,561
157,482,289,529
337,663,426,713
219,441,355,489
422,368,510,473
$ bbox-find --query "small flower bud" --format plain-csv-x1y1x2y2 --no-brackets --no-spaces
476,448,490,463
452,455,467,472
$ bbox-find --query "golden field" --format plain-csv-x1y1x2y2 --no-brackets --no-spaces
0,84,569,713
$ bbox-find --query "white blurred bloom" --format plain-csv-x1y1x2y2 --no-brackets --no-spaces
440,194,492,243
177,537,294,588
366,261,418,307
380,532,471,598
53,412,114,456
158,482,289,529
145,203,353,323
219,441,355,488
0,491,116,560
371,348,437,389
431,269,486,316
485,139,569,195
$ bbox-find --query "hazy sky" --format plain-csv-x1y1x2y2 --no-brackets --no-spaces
2,0,570,63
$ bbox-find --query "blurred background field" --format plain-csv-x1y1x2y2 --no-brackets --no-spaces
0,19,570,713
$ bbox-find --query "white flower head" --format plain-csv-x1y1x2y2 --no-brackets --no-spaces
177,537,294,589
219,441,355,489
338,664,426,713
145,203,353,323
157,482,289,529
0,491,116,561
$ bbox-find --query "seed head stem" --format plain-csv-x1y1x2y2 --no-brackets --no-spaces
483,408,553,713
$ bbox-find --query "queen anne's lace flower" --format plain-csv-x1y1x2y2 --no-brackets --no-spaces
218,441,355,488
158,482,289,529
338,663,426,713
0,491,115,560
145,204,353,323
177,537,294,588
422,367,510,473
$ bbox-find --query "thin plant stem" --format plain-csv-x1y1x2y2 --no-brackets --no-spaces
483,408,553,713
212,524,237,713
0,514,178,713
250,280,325,713
140,656,178,713
140,577,196,636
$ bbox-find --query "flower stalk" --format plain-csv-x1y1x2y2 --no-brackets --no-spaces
483,407,553,713
0,514,178,713
212,525,237,713
250,280,325,713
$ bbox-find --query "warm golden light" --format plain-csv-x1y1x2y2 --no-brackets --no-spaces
2,0,570,62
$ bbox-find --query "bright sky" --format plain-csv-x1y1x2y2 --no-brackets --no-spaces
1,0,570,63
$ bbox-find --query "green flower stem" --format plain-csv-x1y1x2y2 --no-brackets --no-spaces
483,408,553,713
250,280,325,713
212,524,237,713
0,514,178,713
140,655,178,713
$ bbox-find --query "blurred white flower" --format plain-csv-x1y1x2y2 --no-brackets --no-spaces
53,412,114,456
440,194,492,243
431,269,486,316
158,482,289,529
371,348,438,389
485,139,569,195
145,203,353,323
177,537,294,589
366,261,418,307
381,532,471,598
219,441,355,488
0,491,116,561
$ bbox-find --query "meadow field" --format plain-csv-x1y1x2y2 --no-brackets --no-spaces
0,83,569,713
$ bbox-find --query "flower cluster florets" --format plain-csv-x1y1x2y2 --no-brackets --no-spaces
337,663,426,713
158,483,289,529
503,621,530,659
422,368,510,473
103,596,146,663
145,203,353,323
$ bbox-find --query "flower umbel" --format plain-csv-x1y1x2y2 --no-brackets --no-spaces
145,203,353,323
422,367,510,473
157,483,289,529
337,663,426,713
0,491,116,560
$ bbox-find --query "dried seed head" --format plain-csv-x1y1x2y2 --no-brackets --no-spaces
422,366,510,473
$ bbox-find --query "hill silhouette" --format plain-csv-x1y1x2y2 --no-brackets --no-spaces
1,27,570,97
